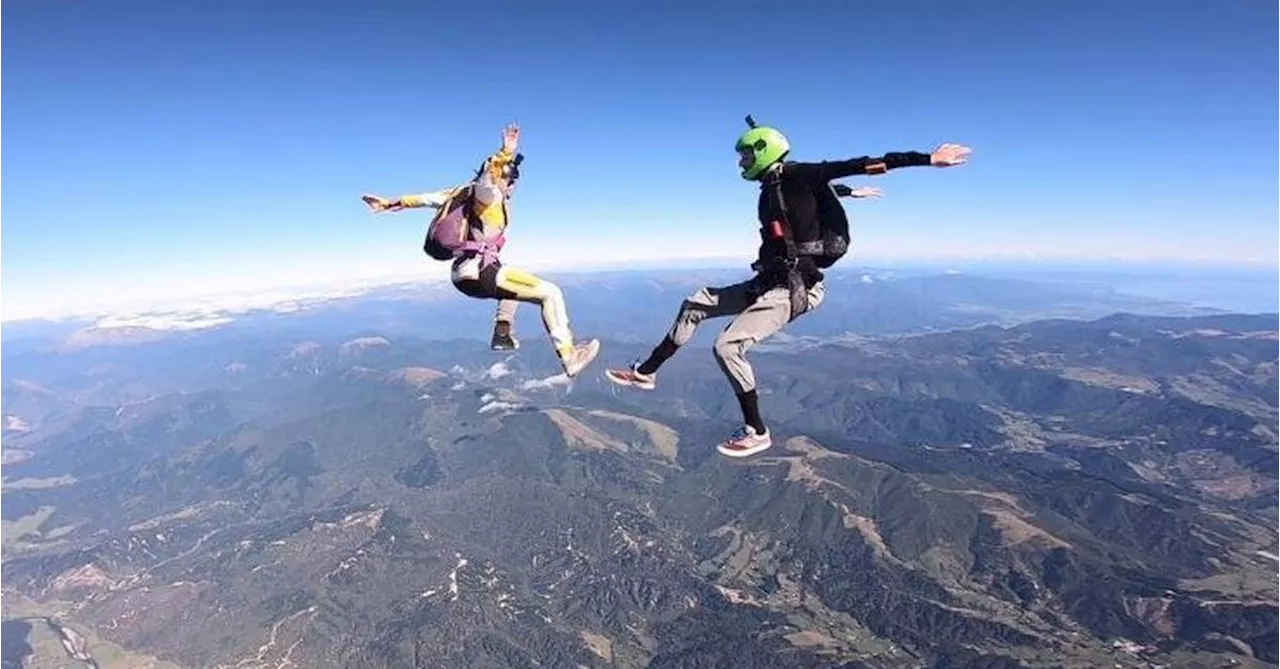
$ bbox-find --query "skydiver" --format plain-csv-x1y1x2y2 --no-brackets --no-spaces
605,119,970,457
362,123,601,378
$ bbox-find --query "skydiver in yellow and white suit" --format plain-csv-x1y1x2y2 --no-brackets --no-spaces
362,123,600,378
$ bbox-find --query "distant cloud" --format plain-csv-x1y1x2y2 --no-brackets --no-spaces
339,337,391,354
2,275,411,323
484,362,512,380
5,416,31,432
94,313,235,331
520,374,573,391
478,401,522,415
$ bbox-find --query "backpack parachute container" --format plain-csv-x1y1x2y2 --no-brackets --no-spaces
812,182,851,268
422,186,474,261
766,169,854,270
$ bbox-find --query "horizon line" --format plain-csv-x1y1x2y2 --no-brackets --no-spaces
2,254,1276,324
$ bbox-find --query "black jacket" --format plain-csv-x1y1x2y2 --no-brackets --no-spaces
754,151,932,285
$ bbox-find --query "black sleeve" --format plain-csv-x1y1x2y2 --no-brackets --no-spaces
831,183,853,197
788,151,932,181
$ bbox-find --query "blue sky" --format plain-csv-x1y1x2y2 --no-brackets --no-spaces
3,0,1277,319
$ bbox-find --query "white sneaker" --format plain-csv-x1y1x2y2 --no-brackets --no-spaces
561,339,601,378
717,425,772,458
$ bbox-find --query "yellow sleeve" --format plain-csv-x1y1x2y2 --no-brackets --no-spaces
400,186,463,209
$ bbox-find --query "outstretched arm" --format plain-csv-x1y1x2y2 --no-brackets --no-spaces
362,187,461,214
361,124,522,214
792,143,971,181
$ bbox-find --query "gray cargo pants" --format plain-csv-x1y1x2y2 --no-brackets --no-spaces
665,278,826,394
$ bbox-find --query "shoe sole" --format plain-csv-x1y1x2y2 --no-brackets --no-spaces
604,370,655,391
717,440,773,458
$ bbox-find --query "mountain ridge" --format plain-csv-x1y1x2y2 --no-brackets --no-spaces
2,301,1275,668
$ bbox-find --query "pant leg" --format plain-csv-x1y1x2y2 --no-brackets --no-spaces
491,265,576,357
665,280,759,347
453,256,557,343
450,259,527,327
494,299,518,324
453,258,576,357
713,281,826,394
636,279,765,375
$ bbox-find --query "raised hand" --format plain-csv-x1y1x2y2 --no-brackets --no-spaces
502,122,520,155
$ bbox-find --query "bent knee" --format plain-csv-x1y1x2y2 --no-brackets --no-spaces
516,281,563,307
683,287,714,308
538,281,564,303
712,333,739,361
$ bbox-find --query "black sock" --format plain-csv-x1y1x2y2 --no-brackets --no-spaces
737,390,766,434
494,321,512,337
637,336,678,375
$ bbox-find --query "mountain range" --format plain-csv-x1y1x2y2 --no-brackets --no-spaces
2,267,1276,669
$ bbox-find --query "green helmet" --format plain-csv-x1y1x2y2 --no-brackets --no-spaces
735,124,790,180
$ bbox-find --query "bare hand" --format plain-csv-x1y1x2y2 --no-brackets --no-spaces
848,186,883,199
833,183,883,199
930,143,970,167
502,122,520,154
361,194,399,213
